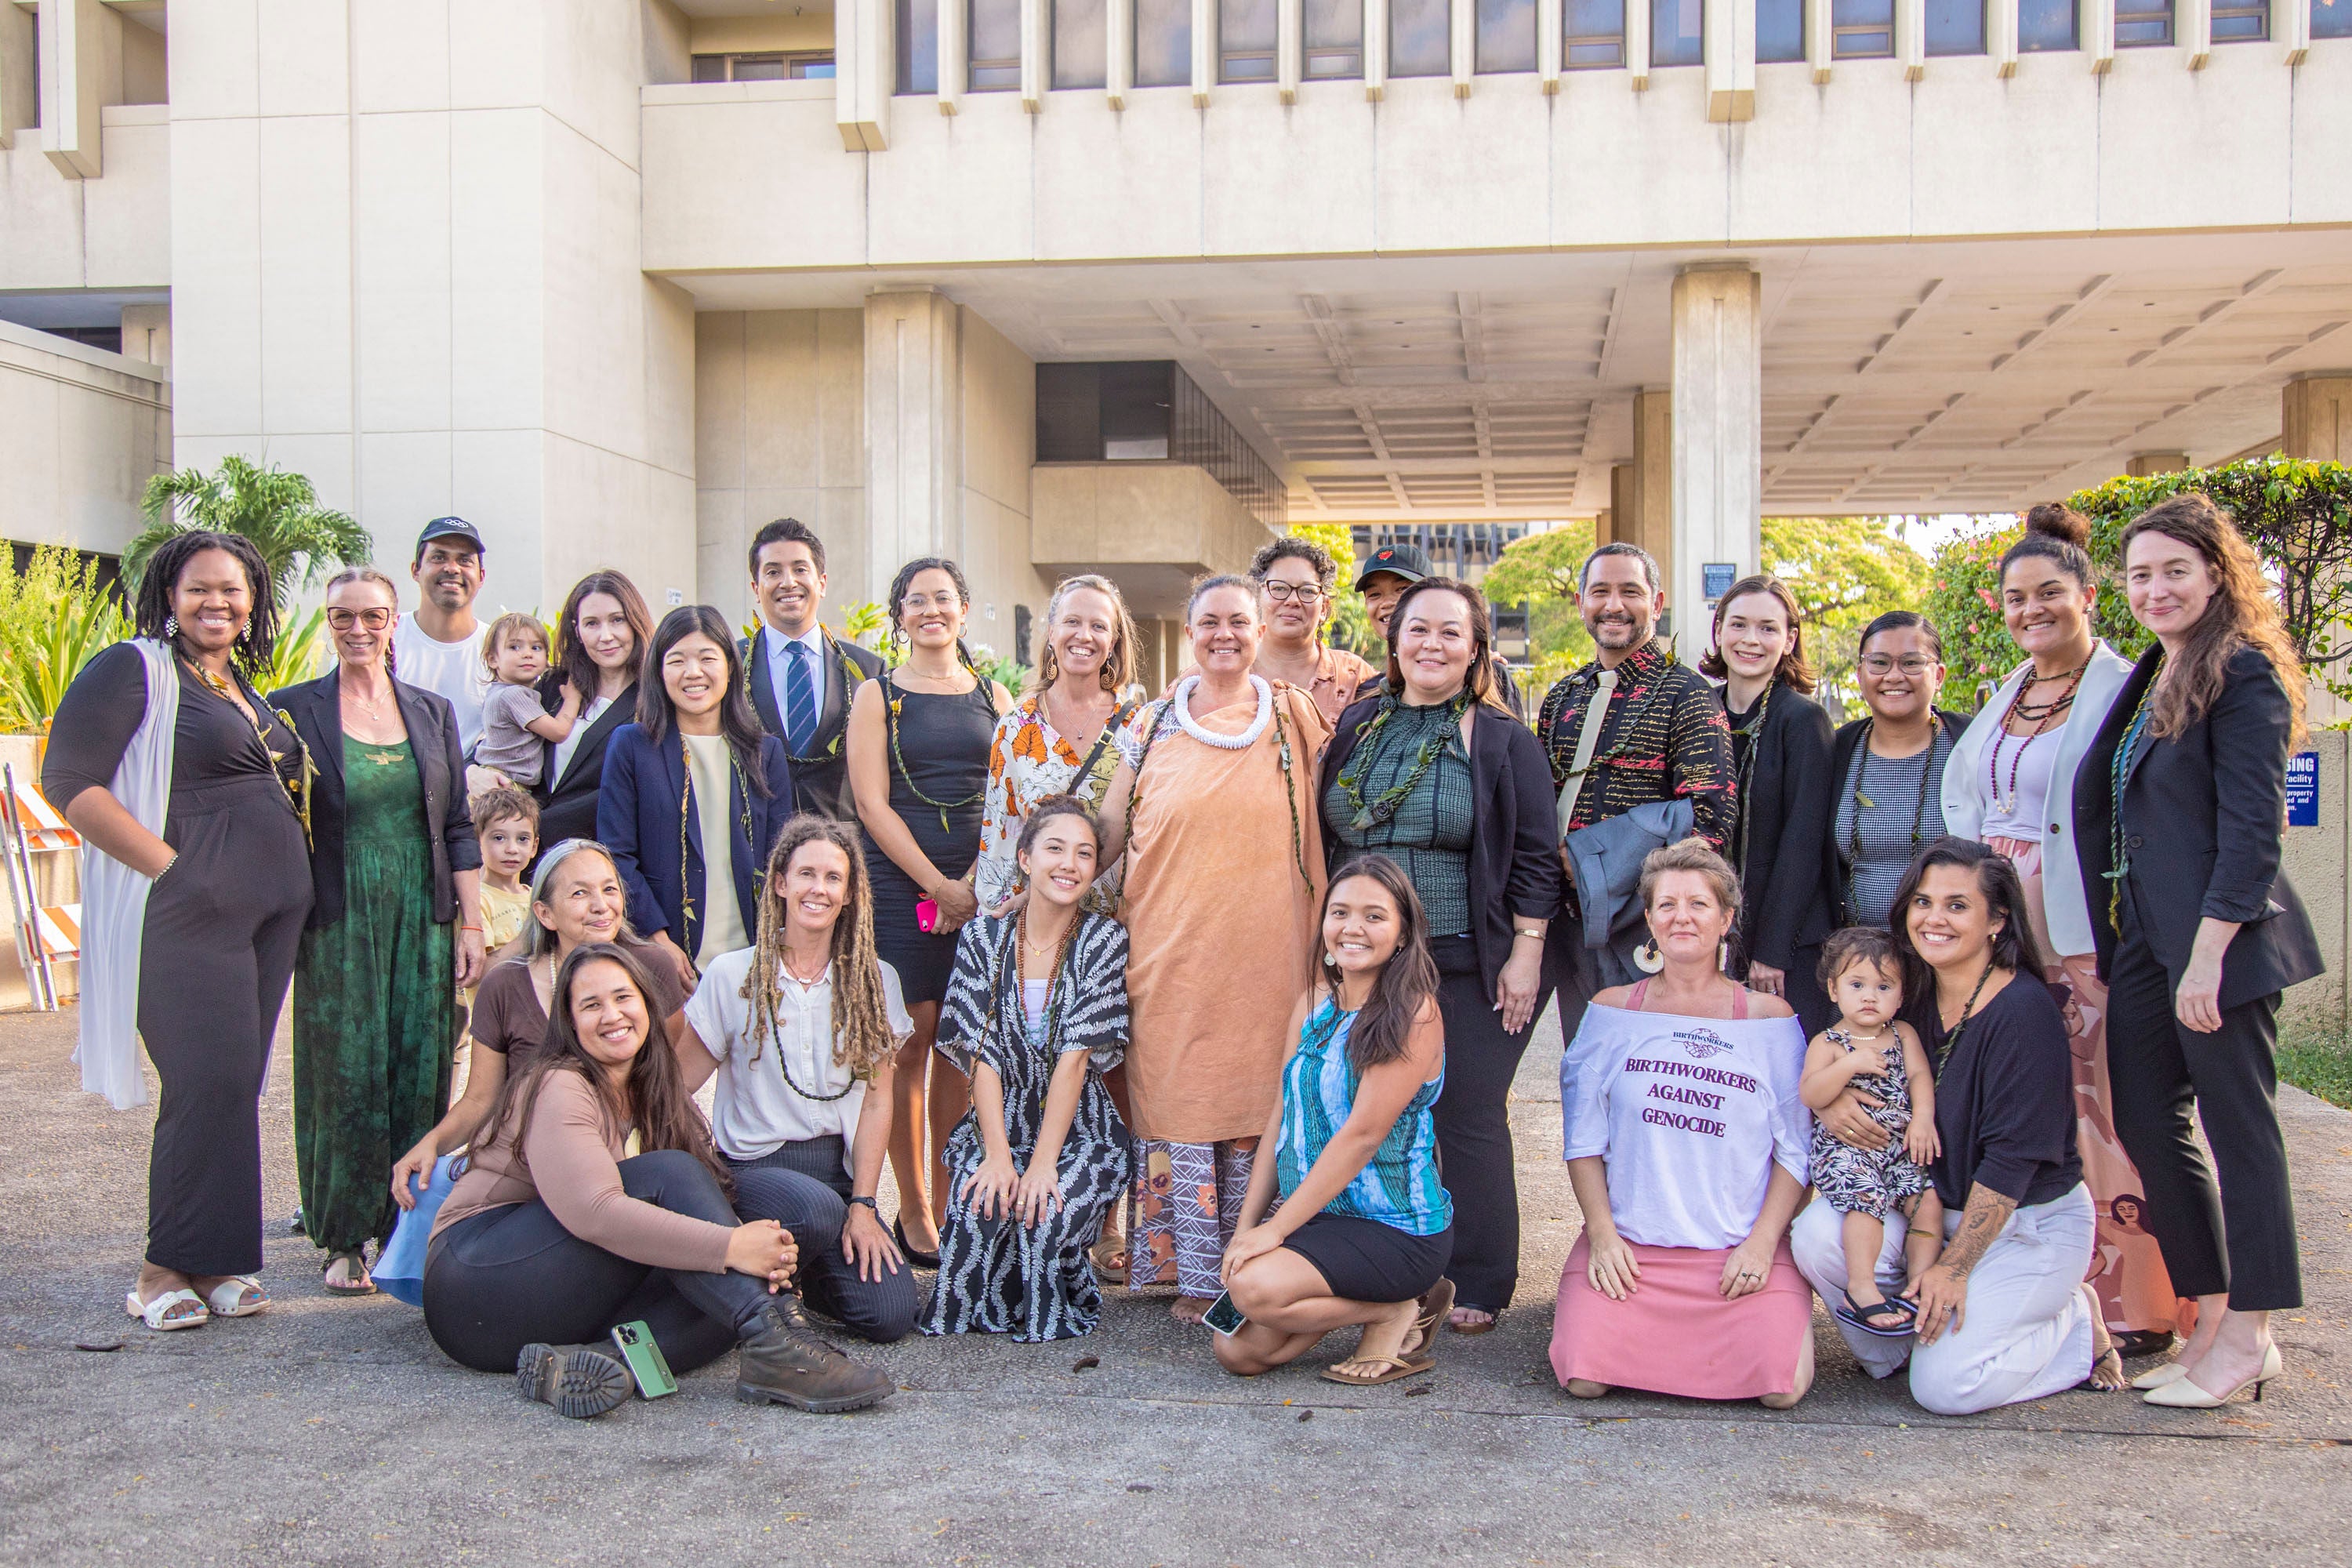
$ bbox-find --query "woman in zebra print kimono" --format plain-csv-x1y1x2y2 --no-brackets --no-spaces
922,797,1133,1341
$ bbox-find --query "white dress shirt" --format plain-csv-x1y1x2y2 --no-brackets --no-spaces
685,949,913,1170
763,622,831,731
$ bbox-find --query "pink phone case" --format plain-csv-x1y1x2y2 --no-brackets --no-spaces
917,898,940,933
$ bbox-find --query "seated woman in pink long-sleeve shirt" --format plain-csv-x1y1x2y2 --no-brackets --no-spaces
423,942,893,1418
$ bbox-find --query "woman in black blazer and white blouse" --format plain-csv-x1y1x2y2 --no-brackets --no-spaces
532,571,654,855
1700,576,1838,1034
2073,492,2323,1410
274,567,483,1294
1316,577,1561,1332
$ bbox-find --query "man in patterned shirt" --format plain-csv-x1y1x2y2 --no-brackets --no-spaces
1534,543,1737,1010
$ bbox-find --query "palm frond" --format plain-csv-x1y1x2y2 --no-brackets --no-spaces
130,455,372,598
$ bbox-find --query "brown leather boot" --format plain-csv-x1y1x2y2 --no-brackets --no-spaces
735,1299,895,1414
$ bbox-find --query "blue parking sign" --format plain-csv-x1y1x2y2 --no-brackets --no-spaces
2286,750,2319,828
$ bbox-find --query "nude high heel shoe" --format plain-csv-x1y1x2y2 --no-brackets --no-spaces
2140,1341,2283,1408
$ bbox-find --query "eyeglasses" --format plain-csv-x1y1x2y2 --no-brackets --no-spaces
1860,655,1937,677
1263,582,1326,604
325,608,394,631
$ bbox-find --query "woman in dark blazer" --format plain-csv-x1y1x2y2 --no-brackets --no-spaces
1316,577,1562,1332
600,604,794,994
274,567,483,1294
2072,493,2322,1410
532,571,654,855
1700,575,1838,1034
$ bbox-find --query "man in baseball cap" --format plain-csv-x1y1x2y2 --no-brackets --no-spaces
395,517,493,753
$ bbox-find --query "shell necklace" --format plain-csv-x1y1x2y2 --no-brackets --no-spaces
1171,673,1272,751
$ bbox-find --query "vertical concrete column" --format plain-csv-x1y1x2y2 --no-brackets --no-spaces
1540,0,1563,92
1668,263,1762,657
1896,0,1926,77
2125,452,2190,477
1022,0,1049,107
2284,376,2352,463
1594,508,1617,547
1704,0,1755,120
1806,0,1832,78
2085,0,2117,70
1451,0,1476,95
38,0,106,178
0,3,33,150
1365,0,1390,97
120,303,171,369
2281,0,2312,61
1109,0,1135,103
1192,0,1215,103
2180,0,2212,65
1627,0,1653,87
1988,0,2020,73
865,291,966,597
837,0,895,147
1628,394,1674,619
1280,0,1305,100
939,0,967,112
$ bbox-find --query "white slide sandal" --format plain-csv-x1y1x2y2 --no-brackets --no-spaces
203,1276,270,1317
125,1287,210,1330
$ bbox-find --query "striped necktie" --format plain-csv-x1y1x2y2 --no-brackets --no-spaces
782,638,818,756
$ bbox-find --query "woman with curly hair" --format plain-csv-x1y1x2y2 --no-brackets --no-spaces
2074,492,2324,1408
45,530,314,1328
1249,536,1379,726
679,815,920,1342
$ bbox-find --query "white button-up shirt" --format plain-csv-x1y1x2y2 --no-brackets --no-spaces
685,948,913,1170
762,623,831,729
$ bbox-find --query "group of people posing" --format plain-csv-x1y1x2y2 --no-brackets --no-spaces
49,492,2315,1421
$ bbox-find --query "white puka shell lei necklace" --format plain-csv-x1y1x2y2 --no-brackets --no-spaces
1171,673,1273,750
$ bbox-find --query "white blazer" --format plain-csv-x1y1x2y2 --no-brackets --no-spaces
1943,640,2136,960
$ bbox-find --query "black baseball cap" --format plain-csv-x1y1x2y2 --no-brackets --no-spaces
416,516,485,557
1355,543,1432,590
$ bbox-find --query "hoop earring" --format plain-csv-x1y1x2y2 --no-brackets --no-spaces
1635,937,1666,975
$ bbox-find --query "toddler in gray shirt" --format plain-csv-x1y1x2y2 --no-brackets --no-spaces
474,612,579,787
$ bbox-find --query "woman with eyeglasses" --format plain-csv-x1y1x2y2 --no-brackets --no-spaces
1828,614,1971,931
274,567,485,1296
1250,538,1380,728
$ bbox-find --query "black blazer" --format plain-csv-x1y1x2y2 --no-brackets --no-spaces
2071,644,2322,1008
1317,695,1564,1000
532,677,641,854
1828,708,1973,926
740,626,884,822
270,672,481,930
1721,681,1836,971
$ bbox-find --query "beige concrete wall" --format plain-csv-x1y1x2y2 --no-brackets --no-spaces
165,0,694,619
957,306,1044,668
642,43,2352,272
0,317,171,557
1031,461,1277,620
0,103,169,290
694,307,868,625
690,10,837,54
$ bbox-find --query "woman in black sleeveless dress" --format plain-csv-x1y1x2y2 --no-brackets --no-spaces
845,558,1012,1261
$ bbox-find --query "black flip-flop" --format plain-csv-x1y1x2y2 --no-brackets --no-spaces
1835,1287,1916,1338
892,1215,942,1270
2076,1347,2125,1392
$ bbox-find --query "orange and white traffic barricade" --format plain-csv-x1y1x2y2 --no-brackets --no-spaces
2,764,82,1010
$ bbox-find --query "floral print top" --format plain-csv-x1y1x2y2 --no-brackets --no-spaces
971,692,1135,907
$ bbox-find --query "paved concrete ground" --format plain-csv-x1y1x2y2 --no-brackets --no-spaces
2,1002,2348,1566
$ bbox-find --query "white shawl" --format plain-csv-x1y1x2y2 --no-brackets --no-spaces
75,638,179,1109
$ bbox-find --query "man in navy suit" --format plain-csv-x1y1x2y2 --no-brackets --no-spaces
739,517,884,821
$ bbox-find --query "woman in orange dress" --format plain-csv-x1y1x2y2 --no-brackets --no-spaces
1096,574,1331,1322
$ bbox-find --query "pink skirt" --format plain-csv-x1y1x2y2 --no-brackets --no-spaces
1549,1236,1813,1401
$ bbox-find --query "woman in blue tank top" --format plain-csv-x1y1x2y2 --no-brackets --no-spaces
1214,854,1455,1388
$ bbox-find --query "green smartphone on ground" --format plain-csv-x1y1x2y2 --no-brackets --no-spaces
611,1320,677,1399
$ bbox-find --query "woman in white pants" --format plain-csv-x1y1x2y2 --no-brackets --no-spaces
1795,839,2121,1414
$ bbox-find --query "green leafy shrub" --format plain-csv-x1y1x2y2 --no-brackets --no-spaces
0,547,130,735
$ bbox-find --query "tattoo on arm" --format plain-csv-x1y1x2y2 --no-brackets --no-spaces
1936,1183,2017,1279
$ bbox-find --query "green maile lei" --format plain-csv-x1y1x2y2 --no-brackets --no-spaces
676,732,754,958
742,627,870,767
1335,689,1472,833
886,667,990,835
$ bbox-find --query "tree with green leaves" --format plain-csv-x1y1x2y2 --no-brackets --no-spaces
1480,521,1598,694
129,455,372,599
1761,516,1931,719
1283,521,1379,658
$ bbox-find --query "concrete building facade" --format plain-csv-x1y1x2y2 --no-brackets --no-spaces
2,0,2350,673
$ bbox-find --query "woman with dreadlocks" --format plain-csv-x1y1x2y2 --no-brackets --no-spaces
922,797,1132,1341
679,815,920,1342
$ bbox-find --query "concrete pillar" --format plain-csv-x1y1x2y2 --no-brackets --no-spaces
1669,263,1763,659
2125,452,2190,477
835,0,894,148
1594,507,1617,548
1629,393,1674,619
2284,376,2352,463
864,290,965,599
120,303,170,369
0,3,33,150
1705,0,1755,121
38,0,106,178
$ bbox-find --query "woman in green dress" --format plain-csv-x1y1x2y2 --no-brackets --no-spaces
274,568,485,1293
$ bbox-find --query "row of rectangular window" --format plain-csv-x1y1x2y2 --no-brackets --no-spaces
897,0,2314,91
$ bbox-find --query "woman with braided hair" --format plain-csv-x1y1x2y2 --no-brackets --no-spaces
846,557,1015,1264
679,814,921,1342
923,797,1132,1341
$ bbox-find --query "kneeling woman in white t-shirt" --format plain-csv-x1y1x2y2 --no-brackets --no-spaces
1550,838,1816,1409
680,815,920,1343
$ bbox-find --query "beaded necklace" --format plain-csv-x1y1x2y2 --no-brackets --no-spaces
1934,958,1997,1073
675,731,754,958
2103,653,2165,934
1986,653,2090,816
979,902,1082,1053
885,670,990,833
1843,718,1938,924
1335,689,1472,833
183,656,315,847
1726,680,1774,883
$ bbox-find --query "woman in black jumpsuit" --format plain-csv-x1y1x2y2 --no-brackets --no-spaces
45,532,314,1327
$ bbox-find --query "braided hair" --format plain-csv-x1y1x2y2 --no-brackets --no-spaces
742,814,898,1075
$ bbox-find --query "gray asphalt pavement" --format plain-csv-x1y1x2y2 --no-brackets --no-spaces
2,1002,2347,1566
